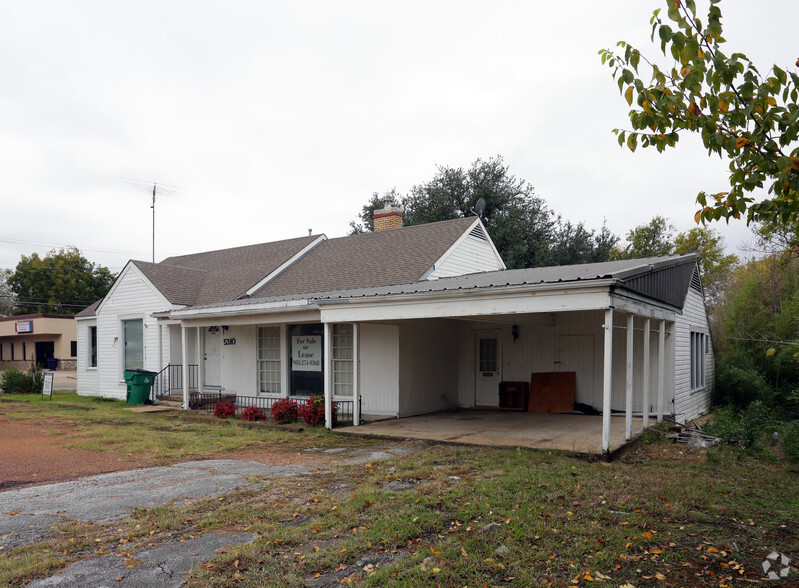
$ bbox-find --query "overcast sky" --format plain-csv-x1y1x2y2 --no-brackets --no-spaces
1,1,796,274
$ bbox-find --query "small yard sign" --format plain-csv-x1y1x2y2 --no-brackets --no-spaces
42,372,53,398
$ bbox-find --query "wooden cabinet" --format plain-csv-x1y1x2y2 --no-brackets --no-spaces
498,381,529,411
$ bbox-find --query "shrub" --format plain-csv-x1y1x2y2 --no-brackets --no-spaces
0,365,43,394
713,346,770,407
271,398,299,424
214,400,237,418
298,395,339,426
778,420,799,464
704,401,779,451
241,406,266,422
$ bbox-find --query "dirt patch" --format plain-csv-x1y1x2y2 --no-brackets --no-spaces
0,417,318,491
0,417,152,489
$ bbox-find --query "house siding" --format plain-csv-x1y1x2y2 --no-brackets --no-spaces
673,288,714,423
398,319,459,416
428,232,504,279
89,265,174,400
75,317,98,396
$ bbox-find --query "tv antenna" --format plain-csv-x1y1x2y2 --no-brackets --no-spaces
471,197,486,219
122,179,183,262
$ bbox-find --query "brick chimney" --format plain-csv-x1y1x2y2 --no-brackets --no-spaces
373,198,403,231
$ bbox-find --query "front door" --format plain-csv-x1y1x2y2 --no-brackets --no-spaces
35,341,55,368
204,329,222,388
474,331,502,407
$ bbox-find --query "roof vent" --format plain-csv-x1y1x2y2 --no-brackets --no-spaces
690,265,703,293
468,223,487,241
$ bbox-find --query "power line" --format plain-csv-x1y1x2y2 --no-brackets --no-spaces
0,237,147,256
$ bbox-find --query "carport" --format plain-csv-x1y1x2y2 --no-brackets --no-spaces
338,411,643,455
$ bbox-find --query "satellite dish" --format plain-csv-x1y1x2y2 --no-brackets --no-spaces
474,198,486,219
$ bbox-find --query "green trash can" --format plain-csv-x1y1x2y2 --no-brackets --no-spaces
124,369,157,405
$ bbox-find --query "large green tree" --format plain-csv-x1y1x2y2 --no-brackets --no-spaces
0,270,15,316
350,156,618,269
9,247,115,315
618,215,676,258
600,0,799,229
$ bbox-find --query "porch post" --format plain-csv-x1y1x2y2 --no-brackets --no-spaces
181,325,189,410
625,313,634,441
657,320,665,423
642,317,651,429
324,322,332,430
197,327,204,392
157,322,163,371
353,323,360,427
602,308,613,454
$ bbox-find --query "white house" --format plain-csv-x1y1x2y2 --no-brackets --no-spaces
76,210,714,454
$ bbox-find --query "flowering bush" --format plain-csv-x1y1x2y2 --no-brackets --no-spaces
214,400,236,418
298,395,336,426
271,398,299,424
241,406,266,422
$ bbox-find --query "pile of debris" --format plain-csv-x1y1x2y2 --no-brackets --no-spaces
665,419,721,448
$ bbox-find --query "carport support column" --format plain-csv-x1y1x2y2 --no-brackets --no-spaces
353,323,360,427
197,327,204,392
625,313,634,441
642,317,651,429
602,308,613,454
181,325,189,410
657,320,665,423
324,323,333,430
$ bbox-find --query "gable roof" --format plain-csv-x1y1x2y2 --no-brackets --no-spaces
250,217,479,298
136,235,320,307
80,218,487,317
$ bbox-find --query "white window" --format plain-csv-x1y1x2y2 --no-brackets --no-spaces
258,326,281,395
332,324,354,397
123,319,143,370
479,337,498,373
690,331,706,390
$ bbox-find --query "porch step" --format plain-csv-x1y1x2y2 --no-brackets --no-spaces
158,394,184,407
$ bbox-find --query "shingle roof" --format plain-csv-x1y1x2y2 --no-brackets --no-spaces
138,235,320,306
252,217,477,298
75,299,102,318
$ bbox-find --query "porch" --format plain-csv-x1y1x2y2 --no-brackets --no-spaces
338,410,644,455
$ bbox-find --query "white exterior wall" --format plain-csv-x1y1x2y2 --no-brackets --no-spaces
673,288,714,423
75,317,98,396
89,265,176,399
398,319,459,416
218,324,258,396
359,323,399,416
456,311,607,409
427,228,504,279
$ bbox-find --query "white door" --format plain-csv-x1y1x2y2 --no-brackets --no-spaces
474,330,502,407
557,334,594,407
204,329,222,388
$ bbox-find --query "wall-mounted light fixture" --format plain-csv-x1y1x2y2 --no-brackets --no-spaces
222,326,229,332
512,324,519,343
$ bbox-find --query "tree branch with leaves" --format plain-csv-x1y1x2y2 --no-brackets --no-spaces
600,0,799,231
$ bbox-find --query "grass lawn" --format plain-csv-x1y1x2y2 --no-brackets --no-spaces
1,391,797,586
